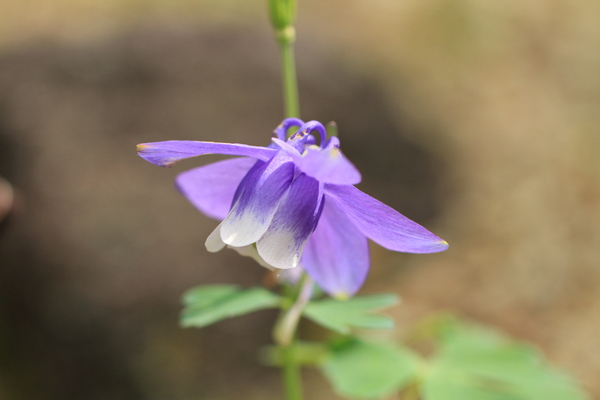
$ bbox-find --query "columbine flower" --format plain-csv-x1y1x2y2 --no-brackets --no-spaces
137,118,448,298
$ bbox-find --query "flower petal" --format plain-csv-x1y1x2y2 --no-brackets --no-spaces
299,120,327,147
301,199,370,298
298,139,361,185
324,184,449,253
176,157,257,220
272,137,361,185
229,244,274,270
273,118,304,141
205,222,227,252
137,140,277,167
220,152,295,247
256,173,323,269
272,137,302,157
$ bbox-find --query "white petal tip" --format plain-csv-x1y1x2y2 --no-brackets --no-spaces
229,245,275,270
257,246,301,270
205,224,226,252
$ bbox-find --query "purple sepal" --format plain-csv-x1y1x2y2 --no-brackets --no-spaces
301,199,370,298
324,184,449,254
176,157,257,220
137,140,277,167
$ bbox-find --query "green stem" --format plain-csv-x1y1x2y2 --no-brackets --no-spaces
273,275,313,400
269,2,303,398
277,27,300,119
281,344,303,400
400,382,420,400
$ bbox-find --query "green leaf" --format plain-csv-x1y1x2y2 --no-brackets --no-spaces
303,294,399,334
423,322,592,400
322,338,420,399
180,285,281,328
182,285,240,307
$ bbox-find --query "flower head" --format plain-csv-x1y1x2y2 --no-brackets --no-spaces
137,118,448,298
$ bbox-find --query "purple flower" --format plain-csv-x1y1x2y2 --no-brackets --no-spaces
137,118,448,298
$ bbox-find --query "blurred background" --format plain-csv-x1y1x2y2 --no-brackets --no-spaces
0,0,599,399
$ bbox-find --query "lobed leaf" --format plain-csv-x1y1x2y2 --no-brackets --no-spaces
303,293,399,334
180,285,281,328
423,322,592,400
322,338,420,399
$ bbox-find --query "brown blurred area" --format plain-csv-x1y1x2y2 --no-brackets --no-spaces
0,1,599,399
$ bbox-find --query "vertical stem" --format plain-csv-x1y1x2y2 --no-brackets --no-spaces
277,27,300,119
273,275,313,400
273,275,313,346
270,2,302,398
281,345,303,400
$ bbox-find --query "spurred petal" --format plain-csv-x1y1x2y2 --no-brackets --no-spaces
301,199,370,298
220,152,295,247
324,184,449,253
272,137,361,185
176,157,257,220
256,174,323,269
137,140,277,167
274,118,304,141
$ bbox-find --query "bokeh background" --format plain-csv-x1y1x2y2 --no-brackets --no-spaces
1,0,599,399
